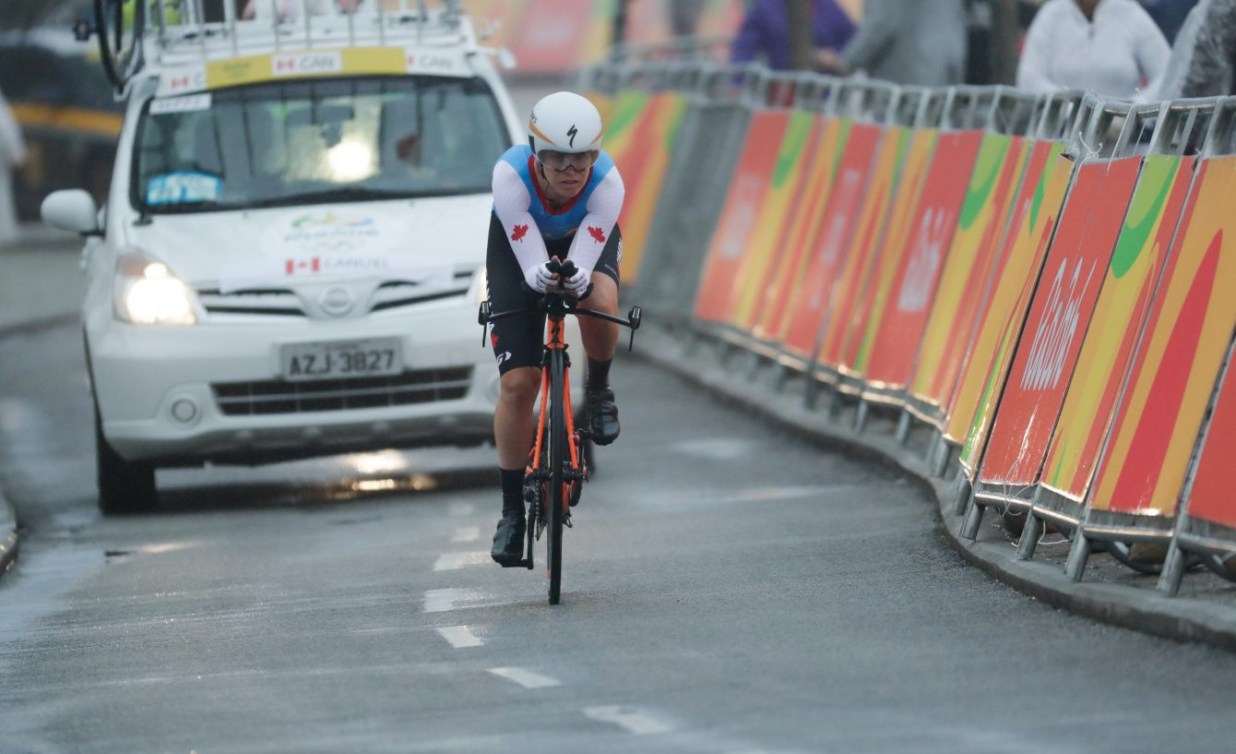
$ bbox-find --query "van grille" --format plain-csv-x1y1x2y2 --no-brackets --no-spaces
212,367,473,415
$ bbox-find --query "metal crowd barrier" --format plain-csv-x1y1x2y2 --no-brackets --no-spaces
595,58,1236,596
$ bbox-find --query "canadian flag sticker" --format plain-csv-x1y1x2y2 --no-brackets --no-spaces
511,224,529,242
587,226,606,243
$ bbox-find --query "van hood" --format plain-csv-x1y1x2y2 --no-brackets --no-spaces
123,196,493,289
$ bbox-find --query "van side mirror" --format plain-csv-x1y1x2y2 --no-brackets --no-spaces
41,190,102,237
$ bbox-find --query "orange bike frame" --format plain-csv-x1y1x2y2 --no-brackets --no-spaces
527,314,580,507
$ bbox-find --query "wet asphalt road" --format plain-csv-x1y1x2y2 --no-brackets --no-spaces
1,315,1236,753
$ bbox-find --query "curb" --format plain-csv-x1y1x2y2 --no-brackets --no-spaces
634,323,1236,653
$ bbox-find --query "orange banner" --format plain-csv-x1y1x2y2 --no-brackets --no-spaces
858,129,996,391
943,150,1073,456
814,126,915,374
755,117,850,343
976,157,1142,488
1090,156,1236,517
1039,155,1196,502
693,111,790,325
603,91,688,284
833,127,938,382
902,138,1045,413
732,111,823,332
779,122,883,358
1181,352,1236,529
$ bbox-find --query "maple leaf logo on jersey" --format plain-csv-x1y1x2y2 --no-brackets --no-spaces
587,226,606,243
511,224,529,242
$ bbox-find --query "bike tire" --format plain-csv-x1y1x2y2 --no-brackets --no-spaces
546,352,566,605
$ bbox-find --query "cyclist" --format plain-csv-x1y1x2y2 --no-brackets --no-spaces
486,91,625,567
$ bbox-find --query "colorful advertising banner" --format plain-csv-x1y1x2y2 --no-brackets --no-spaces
943,151,1073,454
732,111,822,332
902,138,1045,414
603,91,688,285
1039,155,1196,502
693,111,791,325
1180,352,1236,529
754,118,850,343
834,127,938,381
1089,156,1236,517
814,126,913,374
858,130,1002,391
779,122,883,358
976,156,1143,489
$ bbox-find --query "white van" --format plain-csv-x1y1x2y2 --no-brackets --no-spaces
42,0,574,513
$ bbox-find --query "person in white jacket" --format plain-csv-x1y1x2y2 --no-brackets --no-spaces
0,87,26,246
1017,0,1171,97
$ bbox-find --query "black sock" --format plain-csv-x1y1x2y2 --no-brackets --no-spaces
587,358,612,391
500,467,524,516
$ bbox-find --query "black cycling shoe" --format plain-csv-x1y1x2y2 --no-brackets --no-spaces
587,386,620,446
490,513,525,567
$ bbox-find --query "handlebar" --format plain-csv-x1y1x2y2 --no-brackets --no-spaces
478,280,642,352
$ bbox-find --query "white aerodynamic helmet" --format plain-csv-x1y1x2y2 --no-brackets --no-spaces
528,91,603,156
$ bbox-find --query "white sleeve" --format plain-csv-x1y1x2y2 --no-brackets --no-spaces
491,159,549,277
1132,8,1172,88
1015,10,1060,93
565,168,625,275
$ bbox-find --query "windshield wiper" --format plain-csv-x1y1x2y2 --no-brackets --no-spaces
267,186,413,205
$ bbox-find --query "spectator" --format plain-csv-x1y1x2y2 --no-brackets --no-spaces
0,87,25,246
1140,0,1201,43
1175,0,1236,96
729,0,856,71
1016,0,1170,97
818,0,969,86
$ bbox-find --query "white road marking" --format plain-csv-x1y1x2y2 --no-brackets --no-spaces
432,552,488,571
451,526,480,543
423,588,472,613
583,705,676,735
436,625,483,648
488,667,560,689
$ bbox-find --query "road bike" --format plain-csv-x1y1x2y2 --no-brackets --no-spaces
479,260,641,604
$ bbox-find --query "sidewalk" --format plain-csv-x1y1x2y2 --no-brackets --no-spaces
633,324,1236,652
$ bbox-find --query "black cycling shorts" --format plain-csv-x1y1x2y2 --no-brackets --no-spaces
485,212,622,375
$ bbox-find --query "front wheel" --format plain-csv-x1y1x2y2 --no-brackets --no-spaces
546,356,567,605
95,405,157,515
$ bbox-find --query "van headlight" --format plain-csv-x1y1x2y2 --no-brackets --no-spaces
115,253,199,325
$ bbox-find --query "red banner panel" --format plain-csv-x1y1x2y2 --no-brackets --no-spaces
693,111,790,325
1183,355,1236,529
830,127,938,381
860,130,1001,390
755,117,848,343
1038,156,1196,502
779,122,883,359
976,157,1142,488
814,125,916,374
1090,156,1236,517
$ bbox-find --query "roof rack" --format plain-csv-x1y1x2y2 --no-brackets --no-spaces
86,0,479,97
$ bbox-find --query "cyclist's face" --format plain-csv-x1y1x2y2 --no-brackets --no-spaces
538,150,596,200
538,149,597,173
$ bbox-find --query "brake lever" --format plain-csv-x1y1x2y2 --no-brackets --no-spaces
477,301,491,347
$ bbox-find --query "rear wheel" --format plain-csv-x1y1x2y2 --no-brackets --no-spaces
95,405,156,515
546,355,567,605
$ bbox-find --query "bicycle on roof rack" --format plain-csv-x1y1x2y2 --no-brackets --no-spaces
479,259,641,605
76,0,473,96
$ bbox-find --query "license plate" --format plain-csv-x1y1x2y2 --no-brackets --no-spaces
281,338,402,382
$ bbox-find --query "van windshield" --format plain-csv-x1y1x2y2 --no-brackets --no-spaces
132,75,510,213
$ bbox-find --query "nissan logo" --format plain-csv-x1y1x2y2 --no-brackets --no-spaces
319,285,355,316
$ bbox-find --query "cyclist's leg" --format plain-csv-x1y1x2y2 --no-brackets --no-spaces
486,213,545,564
577,226,622,445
